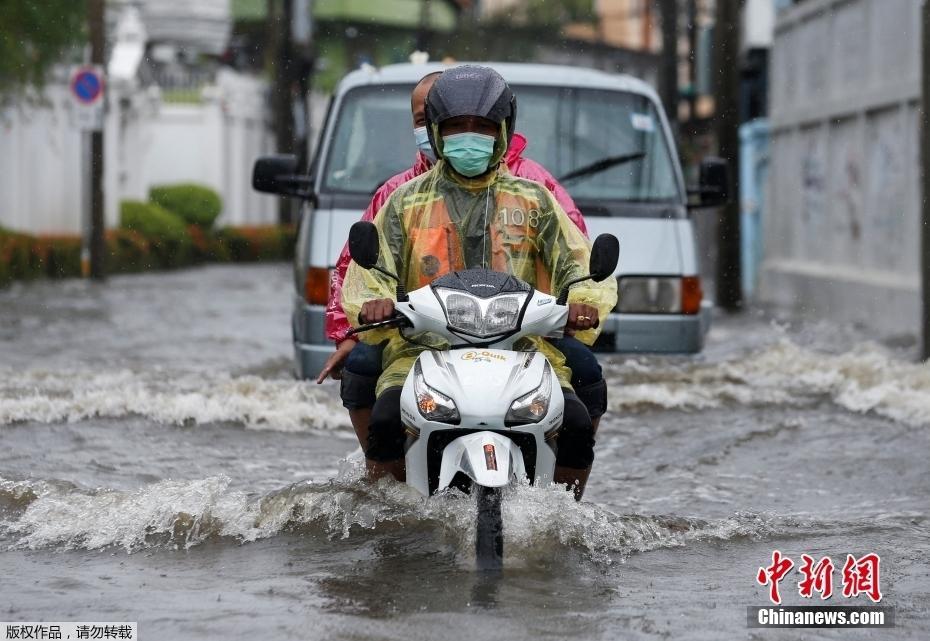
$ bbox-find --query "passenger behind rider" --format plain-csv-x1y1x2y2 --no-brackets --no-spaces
318,70,609,456
340,66,617,499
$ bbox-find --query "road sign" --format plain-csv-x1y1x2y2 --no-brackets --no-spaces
69,66,105,131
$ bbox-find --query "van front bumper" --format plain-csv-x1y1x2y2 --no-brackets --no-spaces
291,299,713,380
598,300,713,353
292,301,332,380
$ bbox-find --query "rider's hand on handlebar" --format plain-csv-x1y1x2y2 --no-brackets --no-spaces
566,303,599,332
359,298,395,324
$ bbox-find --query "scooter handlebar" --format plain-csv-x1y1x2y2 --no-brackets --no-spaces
346,314,411,337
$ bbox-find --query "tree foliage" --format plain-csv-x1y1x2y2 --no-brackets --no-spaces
0,0,86,97
485,0,595,26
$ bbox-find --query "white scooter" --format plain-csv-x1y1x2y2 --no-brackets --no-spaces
346,221,619,570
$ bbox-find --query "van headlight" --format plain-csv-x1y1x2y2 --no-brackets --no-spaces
506,365,552,425
437,289,527,337
413,361,459,423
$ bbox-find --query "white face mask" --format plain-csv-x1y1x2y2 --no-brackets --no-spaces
413,126,436,163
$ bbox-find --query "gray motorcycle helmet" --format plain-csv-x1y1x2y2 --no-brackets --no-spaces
424,65,517,161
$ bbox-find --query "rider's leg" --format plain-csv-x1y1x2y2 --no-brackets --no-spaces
553,390,596,500
365,386,406,482
547,337,608,432
340,342,384,450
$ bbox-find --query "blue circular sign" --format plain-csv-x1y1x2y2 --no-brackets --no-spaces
72,70,103,104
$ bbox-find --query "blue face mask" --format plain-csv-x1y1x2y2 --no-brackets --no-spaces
413,126,436,163
441,132,497,177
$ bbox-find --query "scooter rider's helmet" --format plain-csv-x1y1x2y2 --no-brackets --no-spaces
424,65,517,161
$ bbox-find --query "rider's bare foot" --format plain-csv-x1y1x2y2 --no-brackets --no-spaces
366,458,405,483
554,465,591,501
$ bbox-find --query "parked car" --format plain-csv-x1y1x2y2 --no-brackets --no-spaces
253,62,728,380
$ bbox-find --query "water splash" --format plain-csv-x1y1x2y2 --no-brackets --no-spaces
4,338,930,431
605,339,930,427
1,472,795,562
0,367,348,431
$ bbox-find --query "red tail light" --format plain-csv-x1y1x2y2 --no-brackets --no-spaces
304,266,329,305
681,276,703,315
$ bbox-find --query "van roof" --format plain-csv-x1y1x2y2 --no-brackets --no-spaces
337,62,661,104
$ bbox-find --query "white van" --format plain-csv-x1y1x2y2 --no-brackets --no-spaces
253,63,728,380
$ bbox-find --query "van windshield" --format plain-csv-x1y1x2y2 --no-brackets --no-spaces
322,85,417,195
515,87,681,203
321,83,681,205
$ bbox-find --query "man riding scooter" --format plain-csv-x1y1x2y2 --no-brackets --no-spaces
341,66,617,499
319,71,608,463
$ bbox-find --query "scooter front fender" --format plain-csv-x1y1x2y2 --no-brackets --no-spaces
437,431,526,490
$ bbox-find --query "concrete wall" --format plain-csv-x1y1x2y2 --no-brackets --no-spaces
763,0,922,336
0,68,277,236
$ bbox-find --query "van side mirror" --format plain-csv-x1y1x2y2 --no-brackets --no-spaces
348,221,380,269
589,234,619,282
688,157,730,209
252,154,315,200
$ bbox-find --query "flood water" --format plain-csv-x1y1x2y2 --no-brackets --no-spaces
1,265,928,640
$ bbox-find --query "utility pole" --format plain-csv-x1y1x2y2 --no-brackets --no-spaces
269,0,313,224
416,0,432,53
659,0,679,133
88,0,106,280
713,0,743,310
686,0,697,123
269,0,294,225
921,0,930,359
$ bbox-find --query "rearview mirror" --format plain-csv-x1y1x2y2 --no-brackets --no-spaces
556,233,620,304
252,154,314,200
348,221,380,270
589,234,620,282
688,157,730,209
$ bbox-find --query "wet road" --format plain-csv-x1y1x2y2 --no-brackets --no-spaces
1,265,928,640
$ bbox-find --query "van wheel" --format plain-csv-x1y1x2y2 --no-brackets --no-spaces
475,484,503,572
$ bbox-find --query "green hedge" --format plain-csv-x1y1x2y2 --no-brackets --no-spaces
120,200,193,268
215,225,296,262
149,183,223,229
1,219,295,288
34,235,82,278
107,228,155,273
0,227,47,285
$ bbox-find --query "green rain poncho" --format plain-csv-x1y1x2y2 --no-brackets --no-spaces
342,158,618,397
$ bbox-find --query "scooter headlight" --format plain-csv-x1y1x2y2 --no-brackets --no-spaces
437,289,527,338
413,361,460,424
484,295,522,334
506,364,552,425
444,293,483,335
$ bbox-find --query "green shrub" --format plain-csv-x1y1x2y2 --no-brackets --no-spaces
106,228,154,273
34,235,82,278
0,228,42,281
119,200,193,268
1,221,294,288
149,183,223,229
215,225,296,262
187,224,230,263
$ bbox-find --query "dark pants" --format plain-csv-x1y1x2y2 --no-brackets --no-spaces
340,336,607,419
547,337,607,419
367,386,596,470
340,341,384,410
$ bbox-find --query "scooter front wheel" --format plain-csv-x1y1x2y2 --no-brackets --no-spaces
475,484,503,571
